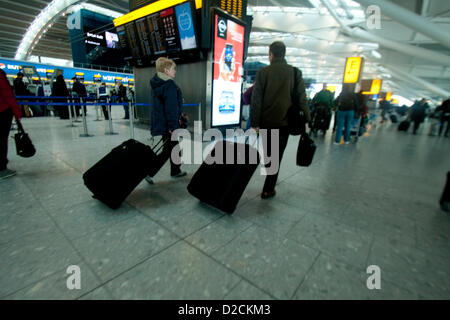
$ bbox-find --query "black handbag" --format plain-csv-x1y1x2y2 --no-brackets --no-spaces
14,120,36,158
296,133,316,167
288,67,306,136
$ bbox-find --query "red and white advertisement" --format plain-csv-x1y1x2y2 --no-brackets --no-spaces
212,14,245,127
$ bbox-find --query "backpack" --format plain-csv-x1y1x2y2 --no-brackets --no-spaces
338,92,354,111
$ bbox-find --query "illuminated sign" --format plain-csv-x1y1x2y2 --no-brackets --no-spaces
326,86,336,92
362,79,382,95
211,12,245,127
343,57,363,83
386,91,392,101
114,0,189,27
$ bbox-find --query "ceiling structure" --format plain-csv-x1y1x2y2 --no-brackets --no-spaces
0,0,449,103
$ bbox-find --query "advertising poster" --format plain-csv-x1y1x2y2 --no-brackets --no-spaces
175,2,197,50
212,14,245,127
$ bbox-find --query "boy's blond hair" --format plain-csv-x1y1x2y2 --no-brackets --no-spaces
156,57,176,73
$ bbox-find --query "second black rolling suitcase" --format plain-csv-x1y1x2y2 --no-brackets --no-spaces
187,140,260,214
83,139,166,209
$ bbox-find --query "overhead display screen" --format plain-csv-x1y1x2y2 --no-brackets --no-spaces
175,2,196,50
105,31,119,49
211,13,245,127
115,0,198,65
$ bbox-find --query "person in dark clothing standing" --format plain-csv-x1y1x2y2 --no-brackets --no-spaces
333,85,359,145
13,72,31,96
98,83,110,120
145,57,186,184
72,77,87,117
0,69,22,179
13,72,32,117
117,81,129,119
52,74,70,119
409,98,428,135
437,98,450,137
250,41,310,199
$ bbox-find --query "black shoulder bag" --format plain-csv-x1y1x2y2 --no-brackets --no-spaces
287,67,306,136
14,120,36,158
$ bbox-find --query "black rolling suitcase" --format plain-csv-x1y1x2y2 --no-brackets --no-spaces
390,114,398,123
83,139,166,209
440,171,450,212
398,120,410,131
187,140,260,214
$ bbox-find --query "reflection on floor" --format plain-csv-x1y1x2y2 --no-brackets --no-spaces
1,110,449,300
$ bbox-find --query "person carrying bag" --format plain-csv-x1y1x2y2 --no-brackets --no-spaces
250,41,311,199
0,68,24,179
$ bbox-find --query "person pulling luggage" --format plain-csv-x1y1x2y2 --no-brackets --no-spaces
310,83,333,137
145,57,186,184
250,41,310,199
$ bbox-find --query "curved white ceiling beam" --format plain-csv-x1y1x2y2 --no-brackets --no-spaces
354,0,450,49
15,0,123,61
320,0,450,66
15,0,83,60
385,64,450,98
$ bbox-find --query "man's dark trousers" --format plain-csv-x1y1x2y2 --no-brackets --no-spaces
262,127,290,193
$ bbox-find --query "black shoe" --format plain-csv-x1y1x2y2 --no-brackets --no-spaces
171,171,187,178
261,190,276,199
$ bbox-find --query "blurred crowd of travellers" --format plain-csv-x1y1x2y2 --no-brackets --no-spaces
1,40,449,212
10,71,135,120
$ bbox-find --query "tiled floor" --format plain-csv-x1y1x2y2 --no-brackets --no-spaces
1,110,449,300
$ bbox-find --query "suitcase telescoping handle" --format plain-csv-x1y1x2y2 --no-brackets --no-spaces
152,137,169,155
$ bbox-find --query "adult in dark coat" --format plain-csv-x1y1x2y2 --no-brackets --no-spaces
145,57,186,184
409,99,428,135
52,74,70,119
72,77,87,116
250,41,310,198
437,98,450,137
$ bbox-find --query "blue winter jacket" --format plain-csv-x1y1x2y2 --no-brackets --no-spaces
150,73,183,136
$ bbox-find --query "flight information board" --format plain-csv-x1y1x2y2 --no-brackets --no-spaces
115,0,198,66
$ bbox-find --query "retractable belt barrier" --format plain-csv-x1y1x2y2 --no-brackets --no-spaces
15,98,202,139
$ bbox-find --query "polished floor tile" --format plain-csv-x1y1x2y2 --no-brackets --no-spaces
1,115,449,299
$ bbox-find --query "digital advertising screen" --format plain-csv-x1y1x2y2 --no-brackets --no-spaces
175,2,197,50
211,13,245,127
105,31,119,49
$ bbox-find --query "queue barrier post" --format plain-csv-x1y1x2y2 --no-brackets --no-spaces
79,98,93,137
129,101,135,140
67,97,76,127
94,98,101,121
106,99,118,135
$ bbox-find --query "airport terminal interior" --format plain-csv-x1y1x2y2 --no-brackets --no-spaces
1,0,450,300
